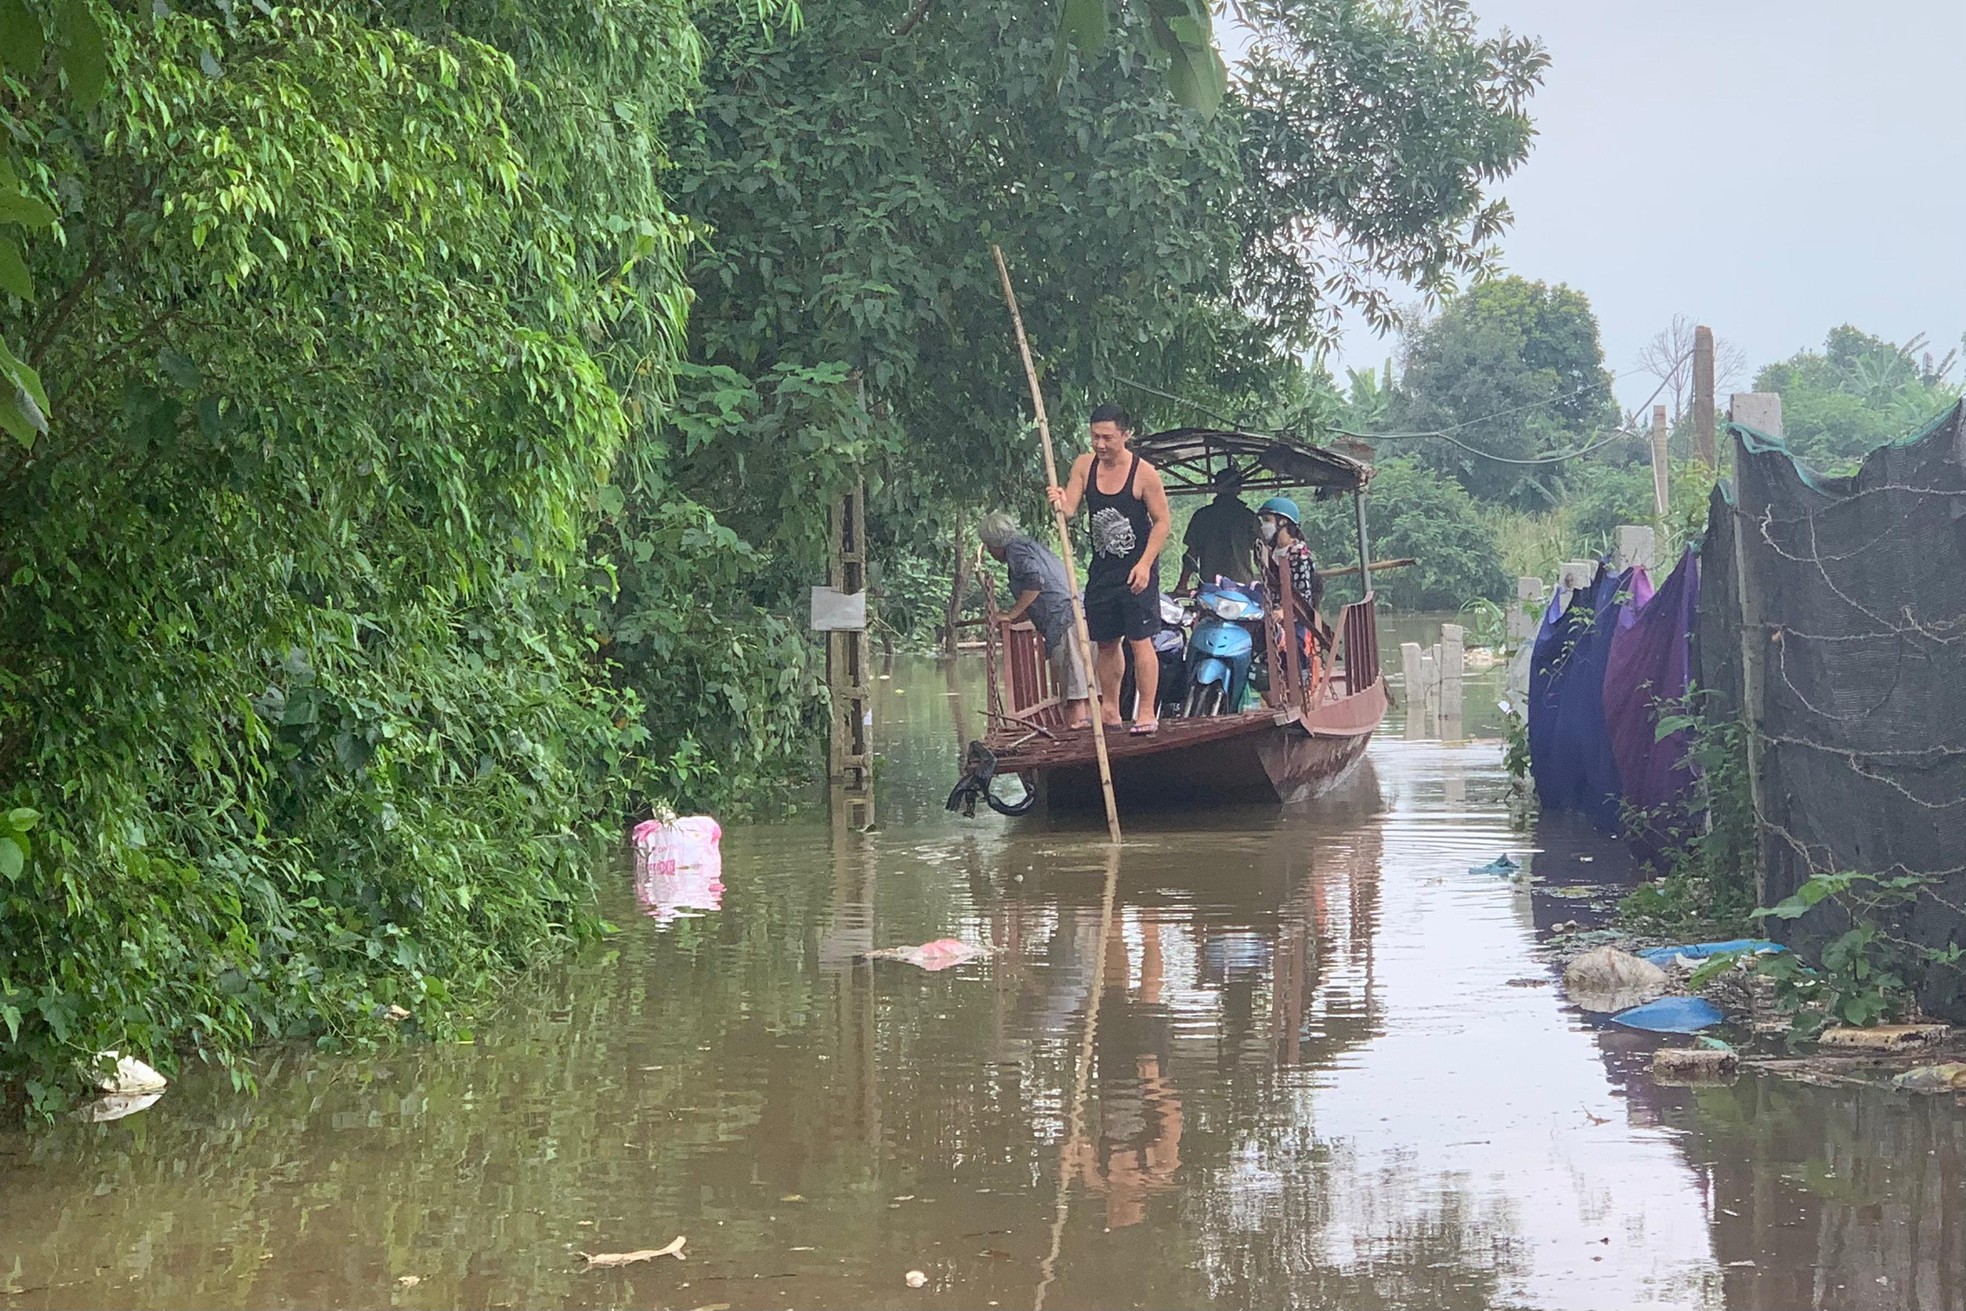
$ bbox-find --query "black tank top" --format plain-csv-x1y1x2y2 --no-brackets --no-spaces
1085,453,1153,585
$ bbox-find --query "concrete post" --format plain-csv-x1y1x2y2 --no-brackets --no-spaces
1510,577,1545,648
1400,640,1427,739
1693,325,1716,465
1613,525,1657,573
1438,623,1465,722
1729,392,1785,438
1418,650,1439,724
1506,577,1543,707
1650,403,1670,517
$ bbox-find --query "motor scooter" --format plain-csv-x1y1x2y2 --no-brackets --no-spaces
1180,580,1264,717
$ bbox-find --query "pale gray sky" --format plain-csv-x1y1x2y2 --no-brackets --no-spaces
1272,1,1966,413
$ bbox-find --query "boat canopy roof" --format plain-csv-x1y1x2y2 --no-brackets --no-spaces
1130,427,1375,498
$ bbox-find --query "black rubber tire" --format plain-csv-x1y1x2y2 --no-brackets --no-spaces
984,773,1037,817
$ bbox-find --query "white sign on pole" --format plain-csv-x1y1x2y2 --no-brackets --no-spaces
810,586,867,632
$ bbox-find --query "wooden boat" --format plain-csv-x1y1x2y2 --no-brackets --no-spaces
975,427,1389,812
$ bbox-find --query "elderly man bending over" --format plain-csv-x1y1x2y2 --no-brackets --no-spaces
979,511,1091,729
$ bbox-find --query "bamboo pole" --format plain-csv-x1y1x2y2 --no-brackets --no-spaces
1313,557,1415,582
1033,842,1122,1311
991,245,1121,844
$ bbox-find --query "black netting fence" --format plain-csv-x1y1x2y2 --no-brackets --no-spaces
1697,401,1966,1019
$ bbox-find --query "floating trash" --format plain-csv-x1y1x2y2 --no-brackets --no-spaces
1637,939,1783,969
1609,996,1725,1034
1469,853,1520,876
862,939,995,972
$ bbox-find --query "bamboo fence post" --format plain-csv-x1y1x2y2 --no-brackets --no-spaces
991,245,1121,843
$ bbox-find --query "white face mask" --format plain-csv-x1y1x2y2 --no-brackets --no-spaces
1259,519,1279,542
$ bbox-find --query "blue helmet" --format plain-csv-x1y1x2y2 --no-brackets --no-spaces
1257,495,1300,527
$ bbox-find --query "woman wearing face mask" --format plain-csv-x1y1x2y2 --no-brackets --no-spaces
1256,497,1324,688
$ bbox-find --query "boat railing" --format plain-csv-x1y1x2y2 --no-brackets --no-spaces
1337,594,1380,695
995,617,1071,731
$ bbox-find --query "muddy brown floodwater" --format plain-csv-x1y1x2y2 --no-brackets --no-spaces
3,631,1964,1311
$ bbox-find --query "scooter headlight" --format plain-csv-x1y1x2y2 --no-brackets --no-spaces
1212,595,1259,620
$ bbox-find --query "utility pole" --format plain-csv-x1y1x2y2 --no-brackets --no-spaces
826,480,875,831
1692,325,1716,466
1650,403,1670,518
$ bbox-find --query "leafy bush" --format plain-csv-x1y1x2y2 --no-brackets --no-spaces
1618,695,1759,937
1753,871,1963,1034
0,0,798,1115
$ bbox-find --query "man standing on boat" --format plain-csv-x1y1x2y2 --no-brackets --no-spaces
1048,404,1173,734
977,512,1092,729
1175,465,1260,592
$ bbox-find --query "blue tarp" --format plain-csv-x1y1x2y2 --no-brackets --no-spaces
1529,564,1639,831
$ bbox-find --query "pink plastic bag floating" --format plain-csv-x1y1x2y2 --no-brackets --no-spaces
631,815,723,925
861,938,995,972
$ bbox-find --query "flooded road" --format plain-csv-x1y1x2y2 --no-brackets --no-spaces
3,636,1962,1310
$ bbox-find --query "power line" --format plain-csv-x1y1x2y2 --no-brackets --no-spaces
1336,354,1689,467
1119,352,1689,469
1112,376,1248,430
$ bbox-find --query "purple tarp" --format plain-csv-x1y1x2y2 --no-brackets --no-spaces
1603,548,1702,862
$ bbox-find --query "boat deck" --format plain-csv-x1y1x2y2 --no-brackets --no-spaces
986,706,1283,773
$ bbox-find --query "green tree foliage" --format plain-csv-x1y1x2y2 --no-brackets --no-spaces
1753,325,1962,468
1052,0,1225,115
0,0,769,1112
1387,276,1617,507
669,0,1545,610
1302,455,1506,611
1236,0,1546,348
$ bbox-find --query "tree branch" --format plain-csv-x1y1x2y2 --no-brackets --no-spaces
892,0,934,37
28,246,108,366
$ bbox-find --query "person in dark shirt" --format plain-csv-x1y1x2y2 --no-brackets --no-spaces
979,512,1091,728
1175,467,1259,593
1048,404,1172,733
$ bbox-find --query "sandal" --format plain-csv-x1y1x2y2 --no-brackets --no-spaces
1129,719,1161,736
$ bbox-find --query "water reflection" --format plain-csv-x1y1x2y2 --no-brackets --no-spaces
1,654,1963,1309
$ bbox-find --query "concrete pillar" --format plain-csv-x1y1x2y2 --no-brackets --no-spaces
1438,623,1465,722
1613,525,1656,573
1418,650,1439,716
1510,576,1546,649
1400,641,1424,701
1506,641,1534,708
1729,392,1785,438
1557,560,1596,592
1693,325,1716,465
1650,403,1670,516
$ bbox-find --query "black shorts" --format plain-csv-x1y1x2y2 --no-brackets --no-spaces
1084,574,1160,643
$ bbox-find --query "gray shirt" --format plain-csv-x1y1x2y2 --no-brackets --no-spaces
1004,534,1076,651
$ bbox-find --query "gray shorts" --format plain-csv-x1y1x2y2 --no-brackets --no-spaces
1048,637,1090,701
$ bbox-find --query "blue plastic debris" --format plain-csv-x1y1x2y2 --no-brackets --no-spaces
1637,939,1784,968
1609,996,1726,1033
1469,854,1520,876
